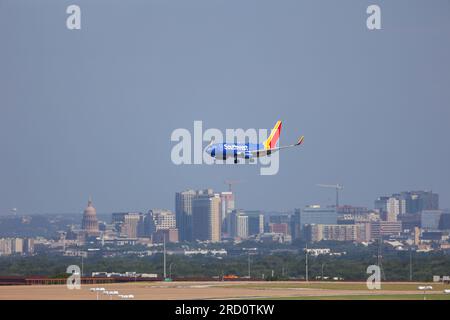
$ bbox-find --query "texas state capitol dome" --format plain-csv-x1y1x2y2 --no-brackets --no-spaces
81,196,99,234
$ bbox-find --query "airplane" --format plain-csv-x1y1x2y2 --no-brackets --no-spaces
204,120,304,163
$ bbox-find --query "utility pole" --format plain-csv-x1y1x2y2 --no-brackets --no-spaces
163,233,167,279
377,237,386,281
169,263,175,279
305,243,309,282
247,253,251,279
321,263,325,280
409,247,413,281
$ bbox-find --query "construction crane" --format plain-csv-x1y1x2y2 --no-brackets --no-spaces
224,180,243,193
317,184,344,208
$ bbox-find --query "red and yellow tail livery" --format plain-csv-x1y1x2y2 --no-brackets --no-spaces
264,120,282,150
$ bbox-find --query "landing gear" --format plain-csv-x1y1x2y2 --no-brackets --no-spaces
234,153,238,164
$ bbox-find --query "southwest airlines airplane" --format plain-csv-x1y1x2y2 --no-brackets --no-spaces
205,120,304,163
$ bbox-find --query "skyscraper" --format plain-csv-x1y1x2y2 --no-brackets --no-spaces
220,191,235,234
141,209,178,242
376,191,439,216
305,224,357,242
404,191,439,213
150,209,177,230
175,189,197,242
121,213,141,238
421,210,443,231
370,221,402,239
192,190,221,242
245,211,264,236
299,205,337,229
228,209,252,239
236,215,248,239
386,196,406,221
374,196,389,214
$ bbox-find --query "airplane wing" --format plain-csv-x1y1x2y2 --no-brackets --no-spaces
249,136,304,157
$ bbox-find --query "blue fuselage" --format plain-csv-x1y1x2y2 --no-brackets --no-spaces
205,143,264,160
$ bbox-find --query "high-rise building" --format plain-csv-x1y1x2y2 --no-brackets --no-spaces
439,211,450,230
112,212,141,238
370,221,402,240
421,210,442,231
147,209,178,243
386,196,406,221
337,205,369,216
245,211,264,236
150,209,176,230
0,238,13,255
298,205,337,230
404,191,439,213
192,190,221,242
112,212,128,225
374,196,389,214
305,224,356,242
236,215,249,239
0,238,30,255
292,209,302,239
137,213,152,238
81,197,99,235
376,191,439,216
175,189,197,242
123,213,141,238
220,192,235,233
12,238,23,254
228,210,251,239
269,223,289,236
23,238,34,254
355,222,371,243
398,213,420,231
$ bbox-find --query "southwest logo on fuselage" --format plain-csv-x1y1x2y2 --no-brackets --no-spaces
205,120,304,163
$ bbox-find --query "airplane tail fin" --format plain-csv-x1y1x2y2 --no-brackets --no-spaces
264,120,282,150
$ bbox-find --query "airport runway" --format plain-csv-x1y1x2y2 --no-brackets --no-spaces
0,281,448,300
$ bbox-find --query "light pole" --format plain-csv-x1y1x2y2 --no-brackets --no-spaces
163,233,167,279
169,263,175,279
305,243,309,282
409,248,413,281
247,253,251,279
321,263,325,280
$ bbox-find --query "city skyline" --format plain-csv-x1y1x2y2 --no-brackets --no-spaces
0,186,446,216
2,188,448,248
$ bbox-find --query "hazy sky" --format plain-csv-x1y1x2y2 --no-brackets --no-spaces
1,0,449,215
